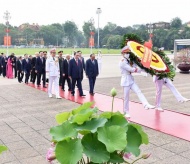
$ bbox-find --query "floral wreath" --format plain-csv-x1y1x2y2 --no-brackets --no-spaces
121,33,176,81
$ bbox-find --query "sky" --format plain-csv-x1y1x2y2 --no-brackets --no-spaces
0,0,190,30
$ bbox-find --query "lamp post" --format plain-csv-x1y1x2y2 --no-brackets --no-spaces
146,23,154,40
3,10,11,56
89,17,95,54
96,8,102,50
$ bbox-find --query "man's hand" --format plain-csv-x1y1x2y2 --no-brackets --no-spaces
69,76,71,79
63,73,65,76
35,70,37,73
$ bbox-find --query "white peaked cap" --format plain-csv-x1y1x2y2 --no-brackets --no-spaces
50,48,56,53
121,45,130,53
159,47,164,51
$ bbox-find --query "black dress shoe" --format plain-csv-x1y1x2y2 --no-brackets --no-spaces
43,86,47,88
80,94,86,97
37,85,40,87
71,93,74,96
68,89,72,91
90,93,94,96
62,89,65,91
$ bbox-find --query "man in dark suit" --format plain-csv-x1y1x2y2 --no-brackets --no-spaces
85,53,99,95
1,53,8,77
31,52,39,84
0,53,2,76
22,54,32,84
68,52,85,97
58,51,64,86
78,51,85,82
16,56,24,83
12,53,17,78
62,54,71,91
35,51,46,88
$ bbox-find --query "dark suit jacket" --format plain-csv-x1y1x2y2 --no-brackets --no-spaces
31,57,37,69
62,59,70,76
85,59,99,77
35,57,46,73
22,59,31,72
79,57,85,71
12,56,17,68
68,58,82,79
16,60,22,72
1,57,8,67
59,57,64,72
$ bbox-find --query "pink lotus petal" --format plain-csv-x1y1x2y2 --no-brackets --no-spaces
46,148,56,163
123,153,131,159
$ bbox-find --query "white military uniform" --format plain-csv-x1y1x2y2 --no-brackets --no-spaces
120,58,150,113
153,75,187,108
46,57,60,97
97,53,102,74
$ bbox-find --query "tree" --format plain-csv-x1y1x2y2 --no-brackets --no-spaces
106,35,122,49
63,21,78,47
171,17,182,29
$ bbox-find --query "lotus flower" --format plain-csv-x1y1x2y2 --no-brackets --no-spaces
46,148,56,163
123,153,131,159
142,153,151,159
110,88,117,97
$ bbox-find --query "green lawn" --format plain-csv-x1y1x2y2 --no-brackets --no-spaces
0,48,121,56
0,48,171,56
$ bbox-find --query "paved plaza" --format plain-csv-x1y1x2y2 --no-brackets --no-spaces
0,55,190,164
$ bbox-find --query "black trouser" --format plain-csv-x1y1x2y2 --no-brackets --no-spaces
2,66,6,77
25,71,30,83
62,75,71,90
31,68,37,83
88,76,96,94
37,72,46,86
18,70,24,82
59,71,63,86
71,78,83,95
0,65,2,75
13,66,17,78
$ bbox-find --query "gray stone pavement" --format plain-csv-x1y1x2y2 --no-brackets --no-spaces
0,54,190,163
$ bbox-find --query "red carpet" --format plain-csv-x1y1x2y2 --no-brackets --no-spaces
28,84,190,141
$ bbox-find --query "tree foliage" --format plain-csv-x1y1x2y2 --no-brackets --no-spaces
0,17,189,50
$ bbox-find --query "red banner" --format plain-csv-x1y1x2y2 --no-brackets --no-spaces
89,37,94,47
141,47,152,68
4,36,11,46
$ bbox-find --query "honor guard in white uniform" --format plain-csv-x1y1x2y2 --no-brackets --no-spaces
153,75,190,111
46,48,61,99
120,45,155,118
97,50,102,74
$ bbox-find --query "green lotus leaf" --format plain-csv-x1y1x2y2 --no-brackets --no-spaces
109,152,125,163
55,139,83,164
105,115,128,131
50,121,77,142
130,124,149,144
72,102,94,115
100,111,123,119
76,118,107,133
82,133,110,163
0,145,8,154
98,125,127,153
125,124,142,156
55,112,71,124
71,108,97,125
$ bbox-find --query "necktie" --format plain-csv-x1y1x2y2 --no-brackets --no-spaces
53,57,55,61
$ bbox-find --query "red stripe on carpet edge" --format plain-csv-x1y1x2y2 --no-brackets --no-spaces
27,83,190,141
